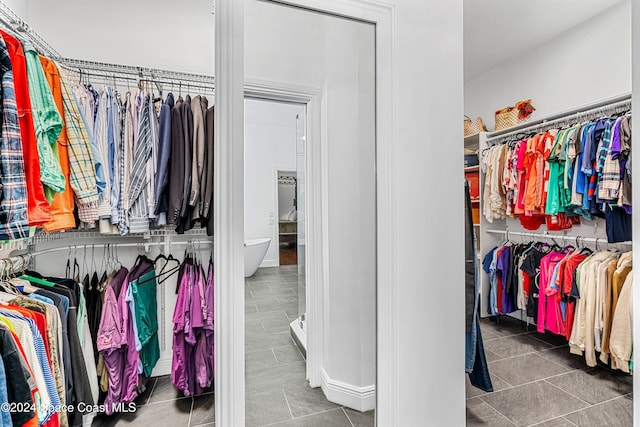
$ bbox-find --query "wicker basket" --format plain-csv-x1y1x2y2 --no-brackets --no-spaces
464,116,486,137
494,100,535,131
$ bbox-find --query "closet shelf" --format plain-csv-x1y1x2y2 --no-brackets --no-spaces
464,165,479,172
464,133,481,149
31,227,209,245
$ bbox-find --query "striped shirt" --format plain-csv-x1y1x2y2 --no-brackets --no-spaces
0,35,29,240
94,88,112,219
57,65,100,222
129,93,153,233
111,91,124,228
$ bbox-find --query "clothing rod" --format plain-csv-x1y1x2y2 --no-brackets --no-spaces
61,70,216,94
485,229,632,246
56,57,215,86
26,240,213,259
486,94,631,146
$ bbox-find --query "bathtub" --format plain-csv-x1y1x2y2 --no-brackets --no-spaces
245,238,271,277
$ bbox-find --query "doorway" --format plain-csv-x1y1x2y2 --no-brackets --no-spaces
277,170,298,266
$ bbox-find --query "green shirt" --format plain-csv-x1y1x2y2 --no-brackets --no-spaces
22,39,66,198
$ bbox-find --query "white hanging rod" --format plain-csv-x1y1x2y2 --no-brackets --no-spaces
486,94,631,146
26,239,213,259
56,57,215,87
67,70,215,94
0,239,213,275
485,229,632,247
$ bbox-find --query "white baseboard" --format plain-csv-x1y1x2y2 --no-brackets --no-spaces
260,259,279,268
320,368,376,412
150,358,173,378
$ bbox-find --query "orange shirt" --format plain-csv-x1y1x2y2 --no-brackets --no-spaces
39,57,76,232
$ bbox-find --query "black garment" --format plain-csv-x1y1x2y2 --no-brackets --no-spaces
168,98,185,226
0,327,35,426
86,271,103,364
180,95,194,219
25,272,95,427
202,106,214,220
605,205,632,243
520,247,546,318
33,288,73,404
205,106,214,237
464,180,475,333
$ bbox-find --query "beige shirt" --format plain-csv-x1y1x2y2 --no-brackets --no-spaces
610,271,633,372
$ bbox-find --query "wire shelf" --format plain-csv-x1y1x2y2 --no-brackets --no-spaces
31,227,209,245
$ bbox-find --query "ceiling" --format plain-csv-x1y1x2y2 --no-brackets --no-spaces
464,0,625,81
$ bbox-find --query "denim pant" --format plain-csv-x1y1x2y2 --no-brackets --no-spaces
465,180,493,392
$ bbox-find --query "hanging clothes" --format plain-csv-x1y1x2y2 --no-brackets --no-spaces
39,57,76,233
0,30,51,226
482,113,632,242
172,254,214,396
0,34,30,240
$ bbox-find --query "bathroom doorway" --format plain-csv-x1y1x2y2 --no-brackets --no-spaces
276,170,298,266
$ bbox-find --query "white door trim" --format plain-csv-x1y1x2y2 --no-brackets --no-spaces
254,1,398,424
246,80,325,389
214,1,246,426
217,1,395,425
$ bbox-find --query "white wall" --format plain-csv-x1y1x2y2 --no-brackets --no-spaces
389,1,466,424
244,98,301,267
22,0,214,75
246,1,378,407
465,0,631,129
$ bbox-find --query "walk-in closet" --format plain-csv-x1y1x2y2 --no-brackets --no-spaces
0,0,217,426
464,1,635,425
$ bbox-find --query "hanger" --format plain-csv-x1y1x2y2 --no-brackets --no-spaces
19,274,55,288
139,252,181,286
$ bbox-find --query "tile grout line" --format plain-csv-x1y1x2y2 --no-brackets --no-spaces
486,344,573,364
342,407,356,427
541,378,592,406
187,397,194,427
143,378,159,405
281,389,295,421
472,396,517,426
543,377,628,408
478,366,588,400
531,387,631,424
259,407,345,427
528,415,580,427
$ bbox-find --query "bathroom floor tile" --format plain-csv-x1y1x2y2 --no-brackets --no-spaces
466,397,515,427
564,396,632,427
480,380,588,426
546,367,633,405
488,353,570,386
484,333,553,359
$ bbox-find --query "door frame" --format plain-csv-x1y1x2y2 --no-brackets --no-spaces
215,1,396,425
274,168,298,268
245,80,324,391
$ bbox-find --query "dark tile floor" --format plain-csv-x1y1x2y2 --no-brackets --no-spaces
467,316,633,427
91,376,214,426
245,266,375,427
91,265,375,426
